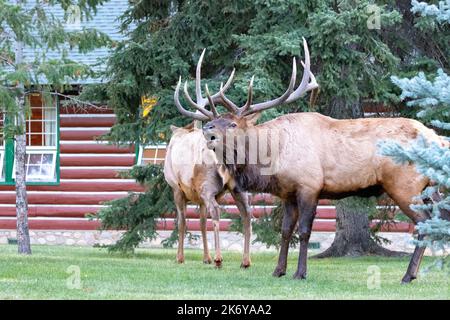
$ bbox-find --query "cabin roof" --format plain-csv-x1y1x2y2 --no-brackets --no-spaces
15,0,130,84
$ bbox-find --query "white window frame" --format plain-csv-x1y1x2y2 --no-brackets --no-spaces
138,144,167,165
12,95,58,182
26,105,58,148
0,110,4,181
0,150,4,181
12,149,58,182
0,110,4,149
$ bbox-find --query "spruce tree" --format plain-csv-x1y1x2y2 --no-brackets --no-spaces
381,0,450,270
0,0,111,254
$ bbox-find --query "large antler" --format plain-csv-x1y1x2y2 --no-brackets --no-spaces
175,38,318,120
221,38,318,117
174,49,236,121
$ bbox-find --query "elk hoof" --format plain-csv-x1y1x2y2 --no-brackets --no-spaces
176,257,185,264
293,271,307,280
203,257,213,264
214,258,223,268
240,261,251,269
272,267,286,278
401,274,416,284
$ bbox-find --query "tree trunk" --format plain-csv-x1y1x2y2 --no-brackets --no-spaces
15,102,31,255
314,199,405,258
14,36,31,255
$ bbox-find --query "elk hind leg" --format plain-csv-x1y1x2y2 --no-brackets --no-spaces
384,181,429,284
174,188,187,264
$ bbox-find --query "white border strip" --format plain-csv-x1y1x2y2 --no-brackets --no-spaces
61,166,132,170
0,191,129,195
60,114,116,118
60,154,134,157
60,127,110,131
0,204,107,208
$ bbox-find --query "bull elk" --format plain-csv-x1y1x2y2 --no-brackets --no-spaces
164,50,252,268
174,38,450,283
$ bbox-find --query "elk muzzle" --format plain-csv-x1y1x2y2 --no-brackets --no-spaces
202,124,221,150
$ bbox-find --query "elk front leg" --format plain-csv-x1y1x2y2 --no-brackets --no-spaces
199,204,212,264
173,188,187,264
230,190,252,268
293,192,318,280
273,199,299,277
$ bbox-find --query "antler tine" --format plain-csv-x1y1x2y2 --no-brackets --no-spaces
238,75,254,115
190,49,237,116
210,68,235,100
175,43,314,120
183,81,214,118
306,69,319,91
174,77,210,121
242,57,297,116
219,82,239,112
285,37,317,104
195,49,207,105
205,84,219,118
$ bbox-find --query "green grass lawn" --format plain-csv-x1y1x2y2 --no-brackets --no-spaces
0,244,448,299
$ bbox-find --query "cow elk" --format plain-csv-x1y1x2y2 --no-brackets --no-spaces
175,38,450,283
164,50,252,268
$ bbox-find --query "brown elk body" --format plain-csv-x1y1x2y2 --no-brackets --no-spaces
174,39,449,283
204,112,449,282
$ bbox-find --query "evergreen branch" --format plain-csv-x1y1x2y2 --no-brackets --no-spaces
391,69,450,107
26,89,108,111
0,54,15,68
411,0,450,24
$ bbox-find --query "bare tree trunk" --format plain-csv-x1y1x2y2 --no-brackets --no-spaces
15,36,31,255
15,99,31,255
314,199,406,258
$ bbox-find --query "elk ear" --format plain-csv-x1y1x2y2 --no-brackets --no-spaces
170,125,179,132
244,112,261,126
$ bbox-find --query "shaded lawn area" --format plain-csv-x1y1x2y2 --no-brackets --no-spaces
0,245,448,299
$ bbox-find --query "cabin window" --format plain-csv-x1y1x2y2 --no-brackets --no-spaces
12,151,57,182
26,94,58,148
0,94,59,185
137,145,166,165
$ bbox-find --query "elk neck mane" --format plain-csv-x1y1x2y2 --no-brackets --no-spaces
223,128,282,196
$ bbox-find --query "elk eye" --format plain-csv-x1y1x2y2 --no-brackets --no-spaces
229,123,237,128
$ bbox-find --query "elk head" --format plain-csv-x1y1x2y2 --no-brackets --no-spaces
174,38,318,158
